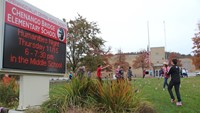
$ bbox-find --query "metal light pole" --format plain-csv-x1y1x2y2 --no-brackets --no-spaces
163,21,167,60
147,21,151,69
147,21,150,52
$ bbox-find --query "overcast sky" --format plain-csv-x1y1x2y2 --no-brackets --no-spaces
24,0,200,55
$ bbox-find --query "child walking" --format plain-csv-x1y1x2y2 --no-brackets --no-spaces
167,59,182,106
162,62,170,90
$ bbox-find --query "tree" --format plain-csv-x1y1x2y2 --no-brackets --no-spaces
81,51,113,72
168,52,182,66
66,14,110,72
192,23,200,69
132,50,149,73
114,49,129,71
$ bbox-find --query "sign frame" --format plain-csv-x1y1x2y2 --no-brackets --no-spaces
1,0,67,76
0,0,5,70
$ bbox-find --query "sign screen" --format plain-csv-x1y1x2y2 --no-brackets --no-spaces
3,0,67,73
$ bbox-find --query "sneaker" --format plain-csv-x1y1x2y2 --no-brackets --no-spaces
176,102,182,106
163,88,165,91
171,99,176,103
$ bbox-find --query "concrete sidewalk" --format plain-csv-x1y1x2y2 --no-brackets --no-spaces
9,110,24,113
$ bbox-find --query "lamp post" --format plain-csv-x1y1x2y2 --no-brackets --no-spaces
163,21,167,60
147,21,151,69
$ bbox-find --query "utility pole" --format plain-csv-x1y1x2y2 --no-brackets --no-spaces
163,21,167,60
147,21,150,52
147,21,151,69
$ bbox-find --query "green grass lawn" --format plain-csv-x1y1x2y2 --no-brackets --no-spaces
133,76,200,113
49,77,200,113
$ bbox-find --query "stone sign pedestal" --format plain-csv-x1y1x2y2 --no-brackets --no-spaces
17,75,49,110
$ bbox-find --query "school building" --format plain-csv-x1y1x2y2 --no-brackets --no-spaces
108,47,195,77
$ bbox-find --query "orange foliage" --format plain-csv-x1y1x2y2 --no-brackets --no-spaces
168,52,182,66
192,55,200,69
192,24,200,69
114,49,129,71
132,50,149,70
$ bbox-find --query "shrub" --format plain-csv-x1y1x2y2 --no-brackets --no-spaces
42,77,155,113
90,79,141,112
135,101,156,113
0,78,19,108
42,77,95,113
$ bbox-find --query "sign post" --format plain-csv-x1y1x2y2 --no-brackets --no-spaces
18,75,50,110
0,0,67,111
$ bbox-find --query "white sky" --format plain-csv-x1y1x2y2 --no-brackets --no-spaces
24,0,200,54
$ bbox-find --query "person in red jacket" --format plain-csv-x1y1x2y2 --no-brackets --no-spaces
2,73,11,86
96,64,109,83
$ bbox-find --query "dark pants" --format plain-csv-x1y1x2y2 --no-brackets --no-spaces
183,73,188,77
163,77,168,88
168,81,181,102
97,77,102,84
128,76,132,81
69,76,72,80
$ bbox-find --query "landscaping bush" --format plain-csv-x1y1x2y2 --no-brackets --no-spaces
42,77,95,113
0,78,19,108
134,101,156,113
90,79,141,112
41,77,155,113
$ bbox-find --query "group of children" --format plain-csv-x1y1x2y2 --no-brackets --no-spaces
68,59,182,106
96,64,134,82
114,65,133,81
97,59,182,106
68,66,88,80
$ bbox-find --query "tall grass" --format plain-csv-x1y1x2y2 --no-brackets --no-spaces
90,79,140,112
0,78,19,108
42,77,95,113
41,77,155,113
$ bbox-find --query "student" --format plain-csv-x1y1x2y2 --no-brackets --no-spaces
87,70,91,78
127,67,133,81
143,69,146,78
77,66,85,79
162,62,170,90
69,71,73,80
149,69,153,77
96,65,109,83
119,66,124,79
2,73,11,86
159,68,163,79
182,68,188,77
167,59,182,106
115,65,121,79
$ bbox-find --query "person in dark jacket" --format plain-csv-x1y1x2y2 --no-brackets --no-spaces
167,59,182,106
127,67,133,81
119,66,124,79
143,69,146,78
